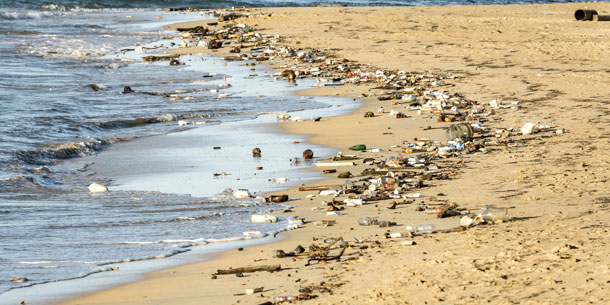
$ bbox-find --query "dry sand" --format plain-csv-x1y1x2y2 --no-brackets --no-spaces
60,3,609,305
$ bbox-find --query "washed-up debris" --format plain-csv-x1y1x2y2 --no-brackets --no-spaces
349,144,366,151
269,194,289,203
303,149,314,159
337,171,352,178
141,54,180,62
88,183,108,193
460,205,509,227
277,114,291,121
213,172,231,177
252,147,261,157
252,214,278,223
273,245,305,258
245,287,264,294
271,237,347,266
234,189,252,198
10,277,28,283
314,220,336,227
298,185,342,191
315,161,354,167
305,237,346,266
215,264,281,276
357,217,396,227
281,69,296,80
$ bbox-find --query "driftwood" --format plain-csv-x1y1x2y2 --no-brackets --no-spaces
175,26,207,34
216,264,281,275
306,247,346,266
141,54,180,62
298,185,342,191
304,237,347,266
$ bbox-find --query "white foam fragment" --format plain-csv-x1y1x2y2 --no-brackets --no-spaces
88,183,108,193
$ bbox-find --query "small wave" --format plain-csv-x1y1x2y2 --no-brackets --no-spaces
93,114,178,129
0,175,45,193
15,138,108,165
0,10,58,20
91,111,237,130
0,27,40,35
96,248,191,266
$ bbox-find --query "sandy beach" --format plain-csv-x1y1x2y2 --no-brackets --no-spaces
57,3,609,305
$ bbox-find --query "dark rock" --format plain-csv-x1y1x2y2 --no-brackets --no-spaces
303,149,314,159
252,147,261,157
281,69,296,80
270,194,289,203
208,39,222,49
337,172,352,179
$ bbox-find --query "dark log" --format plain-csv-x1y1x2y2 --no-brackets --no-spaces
216,264,281,275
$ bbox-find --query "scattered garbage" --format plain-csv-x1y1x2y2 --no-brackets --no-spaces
10,277,28,283
245,287,264,294
274,296,299,303
277,114,291,121
252,147,261,157
269,194,289,203
521,122,537,135
574,9,598,21
88,183,108,193
233,189,252,199
251,214,278,223
281,69,296,80
358,217,395,227
337,172,352,178
315,161,354,167
446,123,474,141
303,149,314,159
414,224,435,234
269,177,289,184
349,144,367,151
273,245,305,258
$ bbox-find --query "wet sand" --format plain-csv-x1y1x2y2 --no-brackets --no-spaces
57,3,609,305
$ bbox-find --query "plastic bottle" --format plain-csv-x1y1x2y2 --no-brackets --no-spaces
358,217,379,226
445,123,474,141
378,220,396,228
274,295,298,303
480,205,508,222
415,224,435,234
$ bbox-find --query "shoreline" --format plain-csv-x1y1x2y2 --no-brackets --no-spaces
19,2,610,304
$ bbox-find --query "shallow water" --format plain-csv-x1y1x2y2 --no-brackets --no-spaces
0,7,342,296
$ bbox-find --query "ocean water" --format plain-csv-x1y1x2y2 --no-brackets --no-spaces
0,0,589,300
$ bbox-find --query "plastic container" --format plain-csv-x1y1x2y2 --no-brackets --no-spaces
274,295,298,303
446,123,474,141
415,224,436,234
251,214,278,223
378,220,396,228
480,206,509,222
358,217,379,226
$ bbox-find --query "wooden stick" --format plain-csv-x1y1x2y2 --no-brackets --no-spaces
298,185,342,191
216,264,281,275
141,54,180,62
